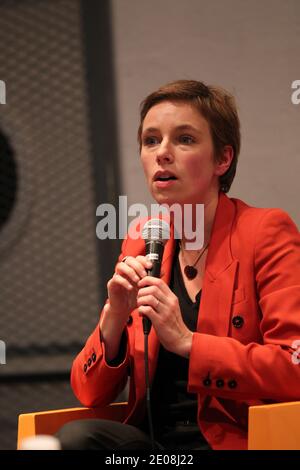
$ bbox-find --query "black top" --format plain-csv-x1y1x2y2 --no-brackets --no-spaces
149,242,209,449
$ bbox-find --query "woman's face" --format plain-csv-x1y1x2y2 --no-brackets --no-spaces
140,100,228,206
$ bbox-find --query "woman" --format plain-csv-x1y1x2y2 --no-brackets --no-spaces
58,80,300,450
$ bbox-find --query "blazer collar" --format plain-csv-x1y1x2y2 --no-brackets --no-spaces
161,192,236,283
205,192,235,280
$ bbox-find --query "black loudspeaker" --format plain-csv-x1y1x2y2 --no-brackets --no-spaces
0,0,120,449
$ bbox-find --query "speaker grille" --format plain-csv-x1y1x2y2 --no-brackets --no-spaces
0,0,102,355
0,379,80,449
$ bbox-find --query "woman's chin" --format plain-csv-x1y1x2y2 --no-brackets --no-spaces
152,193,181,206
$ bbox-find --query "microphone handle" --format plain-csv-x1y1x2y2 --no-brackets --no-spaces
142,241,164,335
145,240,164,277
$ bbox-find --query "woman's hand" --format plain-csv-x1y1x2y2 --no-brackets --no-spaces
100,256,152,362
137,276,193,358
106,255,152,327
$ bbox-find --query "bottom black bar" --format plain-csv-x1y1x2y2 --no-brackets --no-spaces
1,450,300,467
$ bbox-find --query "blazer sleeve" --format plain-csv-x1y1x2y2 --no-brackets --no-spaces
70,238,132,408
188,209,300,401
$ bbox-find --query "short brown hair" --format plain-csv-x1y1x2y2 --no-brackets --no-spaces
138,79,241,193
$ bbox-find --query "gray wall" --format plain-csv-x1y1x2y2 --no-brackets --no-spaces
111,0,300,227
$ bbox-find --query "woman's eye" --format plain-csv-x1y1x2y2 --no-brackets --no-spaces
143,136,159,146
179,135,195,144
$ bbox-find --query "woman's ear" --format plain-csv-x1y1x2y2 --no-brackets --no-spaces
214,145,234,176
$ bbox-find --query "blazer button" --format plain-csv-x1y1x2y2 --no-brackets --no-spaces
127,315,133,326
92,353,96,362
228,379,237,389
87,358,92,367
83,363,87,373
232,315,244,328
203,377,212,387
216,379,224,388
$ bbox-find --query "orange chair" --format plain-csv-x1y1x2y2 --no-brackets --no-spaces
248,401,300,450
17,402,128,450
18,401,300,450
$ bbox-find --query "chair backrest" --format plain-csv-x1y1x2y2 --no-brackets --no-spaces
17,403,128,449
248,401,300,450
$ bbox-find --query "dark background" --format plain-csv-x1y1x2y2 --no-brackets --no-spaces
0,0,121,449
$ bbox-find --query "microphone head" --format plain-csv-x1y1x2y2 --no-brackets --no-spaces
142,218,170,244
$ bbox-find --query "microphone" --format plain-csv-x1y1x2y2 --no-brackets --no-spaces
141,218,170,335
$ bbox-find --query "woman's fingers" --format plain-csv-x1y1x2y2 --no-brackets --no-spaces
137,277,178,318
137,279,169,316
108,273,134,292
116,256,152,283
116,262,140,284
137,285,162,309
137,284,160,296
137,293,160,310
138,276,169,294
136,255,153,269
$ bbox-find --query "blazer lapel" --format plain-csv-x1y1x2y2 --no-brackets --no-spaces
197,193,238,337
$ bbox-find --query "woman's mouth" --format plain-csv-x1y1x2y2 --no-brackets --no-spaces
153,171,178,188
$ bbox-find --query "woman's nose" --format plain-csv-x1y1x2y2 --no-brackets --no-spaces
156,140,174,164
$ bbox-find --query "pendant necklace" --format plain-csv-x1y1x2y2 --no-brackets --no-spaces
180,242,209,280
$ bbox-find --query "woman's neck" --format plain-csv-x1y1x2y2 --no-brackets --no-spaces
180,193,219,250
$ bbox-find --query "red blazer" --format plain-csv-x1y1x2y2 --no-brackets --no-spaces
71,193,300,450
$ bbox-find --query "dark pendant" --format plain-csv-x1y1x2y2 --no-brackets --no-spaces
184,265,198,280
